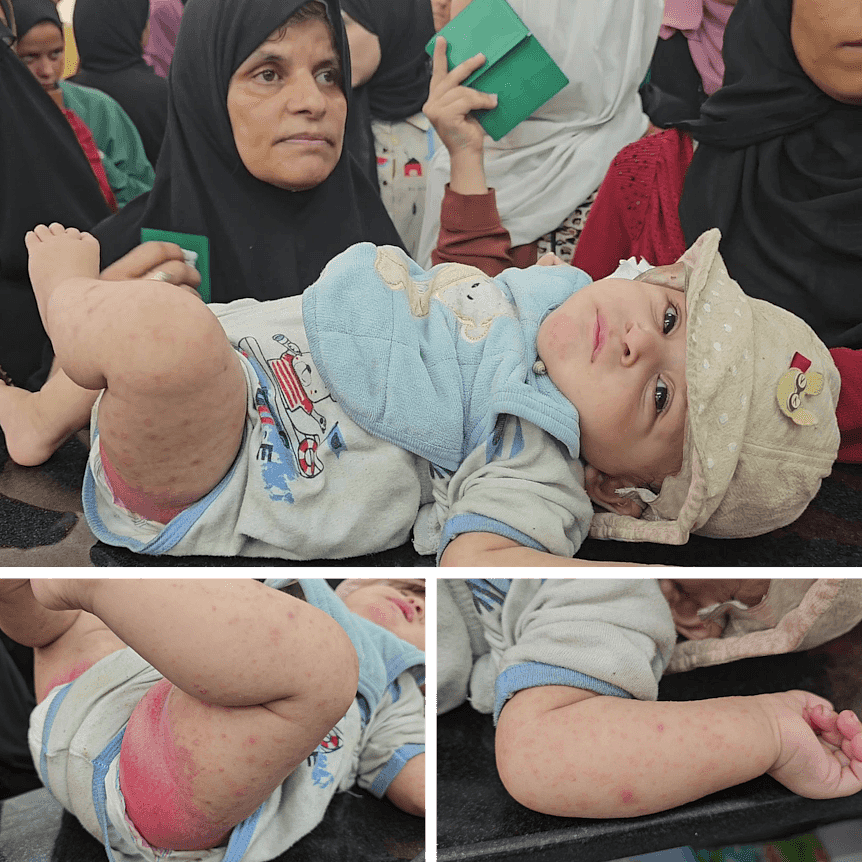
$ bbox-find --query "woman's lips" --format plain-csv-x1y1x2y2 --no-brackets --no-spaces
282,133,331,144
389,596,414,622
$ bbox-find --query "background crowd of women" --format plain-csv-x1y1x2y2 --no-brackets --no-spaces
1,0,860,425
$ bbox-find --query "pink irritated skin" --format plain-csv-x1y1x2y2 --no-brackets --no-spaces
43,658,98,695
119,679,231,851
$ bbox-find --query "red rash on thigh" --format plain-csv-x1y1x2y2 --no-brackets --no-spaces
119,679,229,851
621,790,634,804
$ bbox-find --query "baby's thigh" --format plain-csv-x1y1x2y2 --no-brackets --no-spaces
97,297,247,521
34,611,126,703
118,678,335,852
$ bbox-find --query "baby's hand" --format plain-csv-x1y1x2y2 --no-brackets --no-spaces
764,690,862,799
423,36,496,158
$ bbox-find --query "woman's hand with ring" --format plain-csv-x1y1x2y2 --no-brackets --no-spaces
100,241,202,296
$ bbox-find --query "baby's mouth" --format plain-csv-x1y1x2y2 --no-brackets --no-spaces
592,313,605,362
389,596,414,622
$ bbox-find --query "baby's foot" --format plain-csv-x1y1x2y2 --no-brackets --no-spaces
25,224,101,322
0,381,73,466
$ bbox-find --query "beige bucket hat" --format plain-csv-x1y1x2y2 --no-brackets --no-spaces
667,579,862,672
590,228,841,544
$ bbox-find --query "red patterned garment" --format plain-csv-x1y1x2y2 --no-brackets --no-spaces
572,127,692,280
61,106,117,212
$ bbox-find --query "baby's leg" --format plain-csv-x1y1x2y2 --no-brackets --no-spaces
0,369,97,466
26,224,246,518
35,580,359,851
0,580,126,703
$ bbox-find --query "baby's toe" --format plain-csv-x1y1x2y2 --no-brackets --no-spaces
31,224,54,242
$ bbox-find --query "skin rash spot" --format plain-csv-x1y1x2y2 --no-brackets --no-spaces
657,723,665,732
621,790,634,804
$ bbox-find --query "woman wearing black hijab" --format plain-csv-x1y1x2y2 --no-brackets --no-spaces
93,0,403,303
0,0,111,387
340,0,435,187
70,0,167,167
678,0,862,349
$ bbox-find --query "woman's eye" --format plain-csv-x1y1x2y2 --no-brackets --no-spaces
316,67,341,86
655,378,669,413
663,305,678,335
255,68,278,83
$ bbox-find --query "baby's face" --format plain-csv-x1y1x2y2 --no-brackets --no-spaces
342,580,425,651
536,270,688,489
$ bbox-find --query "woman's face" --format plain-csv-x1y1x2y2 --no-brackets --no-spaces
226,16,347,191
790,0,862,105
15,20,64,91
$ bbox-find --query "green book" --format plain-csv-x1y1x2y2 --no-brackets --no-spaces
425,0,569,141
140,228,211,303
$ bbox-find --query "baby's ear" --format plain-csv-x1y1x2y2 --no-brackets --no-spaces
583,466,645,519
659,580,721,641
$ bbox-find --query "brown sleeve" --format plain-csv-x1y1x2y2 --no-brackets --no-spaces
432,185,519,277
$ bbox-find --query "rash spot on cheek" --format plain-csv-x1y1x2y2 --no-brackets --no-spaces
657,723,664,732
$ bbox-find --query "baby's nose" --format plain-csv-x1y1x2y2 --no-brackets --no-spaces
621,322,657,365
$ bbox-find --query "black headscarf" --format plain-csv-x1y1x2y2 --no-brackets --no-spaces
678,0,862,348
92,0,403,304
0,7,111,386
70,0,167,166
340,0,434,121
12,0,60,40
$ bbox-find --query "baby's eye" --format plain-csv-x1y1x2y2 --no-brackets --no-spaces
663,305,678,335
655,378,669,413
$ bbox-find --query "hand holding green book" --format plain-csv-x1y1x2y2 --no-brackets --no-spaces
425,0,569,141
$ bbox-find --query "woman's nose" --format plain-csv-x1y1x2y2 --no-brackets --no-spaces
285,71,326,115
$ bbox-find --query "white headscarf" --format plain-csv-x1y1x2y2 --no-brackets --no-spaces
417,0,663,266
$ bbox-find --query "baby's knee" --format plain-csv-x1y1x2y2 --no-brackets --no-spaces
305,610,360,725
114,285,232,391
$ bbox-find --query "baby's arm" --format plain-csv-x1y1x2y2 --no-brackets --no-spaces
385,753,425,817
441,531,652,567
495,685,862,818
